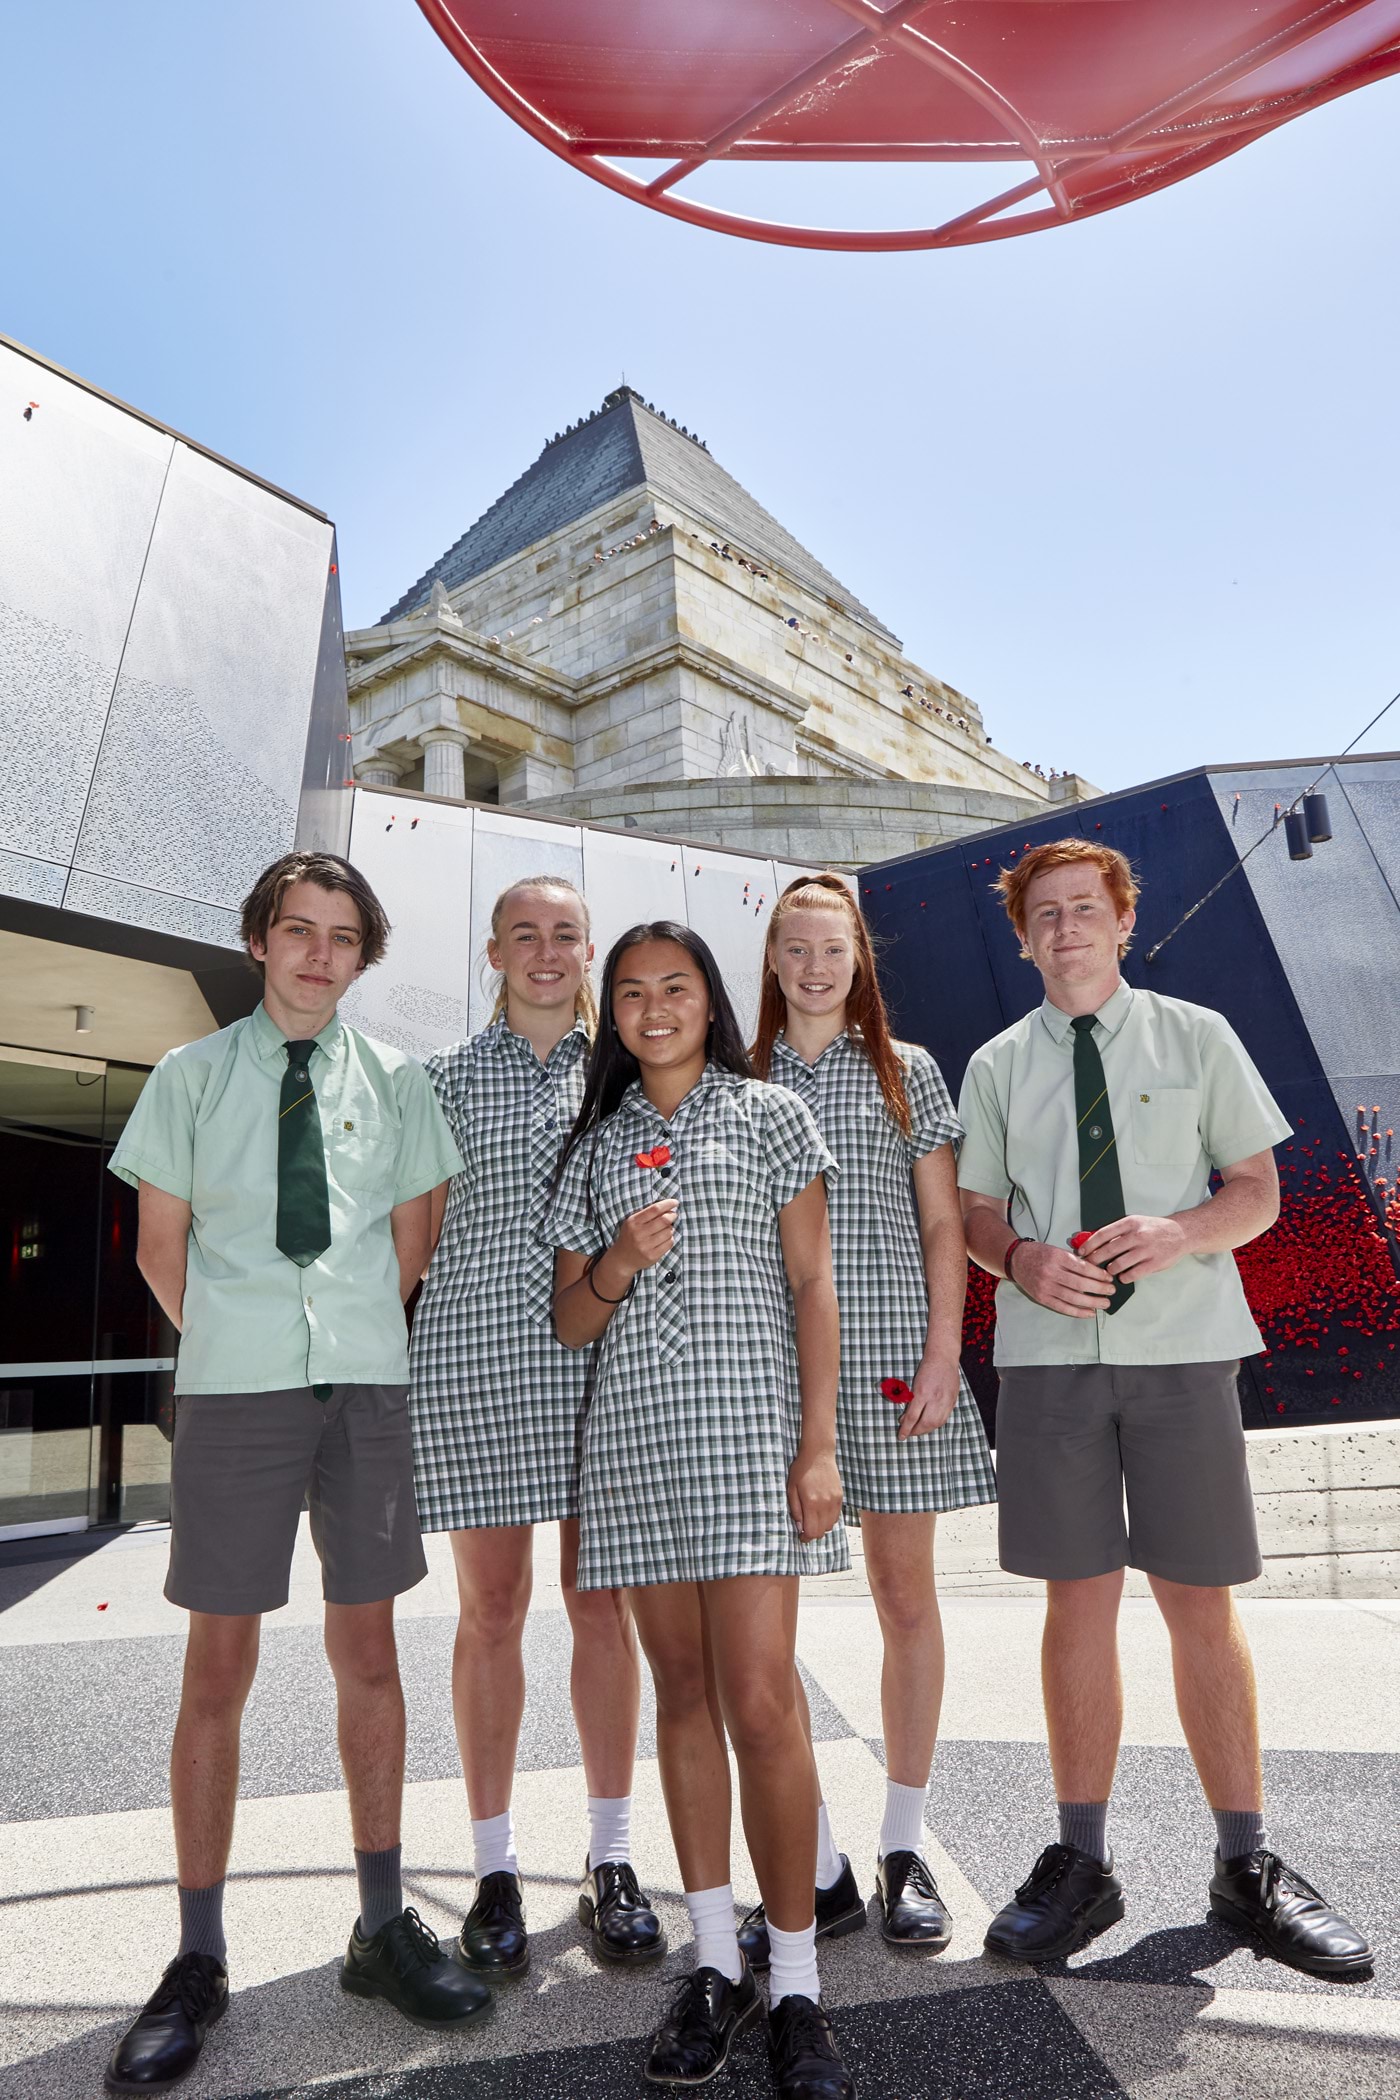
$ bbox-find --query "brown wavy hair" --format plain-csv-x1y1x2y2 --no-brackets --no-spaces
239,852,390,978
751,873,911,1136
486,874,599,1035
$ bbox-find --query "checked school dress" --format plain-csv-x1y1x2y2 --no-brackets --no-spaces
543,1064,852,1592
409,1017,591,1531
769,1031,997,1517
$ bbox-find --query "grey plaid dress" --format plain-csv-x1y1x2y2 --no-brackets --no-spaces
769,1032,997,1516
543,1065,852,1592
409,1018,592,1531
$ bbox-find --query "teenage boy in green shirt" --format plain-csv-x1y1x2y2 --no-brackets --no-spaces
957,837,1371,1982
104,852,487,2096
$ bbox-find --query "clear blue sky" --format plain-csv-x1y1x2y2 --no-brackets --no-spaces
8,2,1399,791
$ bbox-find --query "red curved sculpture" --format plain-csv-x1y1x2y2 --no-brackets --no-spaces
417,0,1400,251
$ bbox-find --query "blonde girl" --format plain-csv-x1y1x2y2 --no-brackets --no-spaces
409,877,663,1980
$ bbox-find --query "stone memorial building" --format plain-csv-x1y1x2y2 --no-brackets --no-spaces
346,387,1095,866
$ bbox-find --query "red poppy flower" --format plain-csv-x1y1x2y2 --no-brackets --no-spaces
881,1377,914,1405
634,1144,674,1170
1068,1231,1094,1252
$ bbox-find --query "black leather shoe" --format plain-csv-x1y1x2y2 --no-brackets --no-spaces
737,1856,866,1971
578,1857,667,1964
875,1850,952,1949
104,1952,228,2093
343,1906,493,2027
458,1870,529,1977
1209,1849,1373,1978
645,1962,760,2085
983,1843,1125,1962
767,1993,857,2100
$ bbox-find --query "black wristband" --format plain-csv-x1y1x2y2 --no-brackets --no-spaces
1004,1236,1032,1287
586,1257,635,1306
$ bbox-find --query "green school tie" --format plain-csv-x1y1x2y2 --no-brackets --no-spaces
277,1038,331,1267
1071,1014,1133,1316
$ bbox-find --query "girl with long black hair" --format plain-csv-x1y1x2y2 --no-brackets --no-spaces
546,923,857,2100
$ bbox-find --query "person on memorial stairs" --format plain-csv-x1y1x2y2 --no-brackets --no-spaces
745,873,996,1960
956,836,1373,1978
408,875,663,1979
103,852,481,2097
547,923,858,2100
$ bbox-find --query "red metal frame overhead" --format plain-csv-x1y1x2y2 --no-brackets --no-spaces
416,0,1400,251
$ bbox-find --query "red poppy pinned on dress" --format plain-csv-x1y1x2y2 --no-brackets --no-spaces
881,1378,914,1405
635,1145,672,1170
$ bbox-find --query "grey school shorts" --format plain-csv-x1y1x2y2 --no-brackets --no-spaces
166,1385,428,1616
994,1361,1262,1588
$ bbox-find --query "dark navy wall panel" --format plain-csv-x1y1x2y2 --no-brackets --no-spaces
863,759,1400,1434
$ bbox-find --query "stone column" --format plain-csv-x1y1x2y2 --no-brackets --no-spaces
354,755,409,788
420,729,471,801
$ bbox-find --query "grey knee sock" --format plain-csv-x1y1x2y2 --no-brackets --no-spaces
1058,1801,1110,1866
355,1844,404,1938
178,1880,227,1964
1213,1808,1267,1863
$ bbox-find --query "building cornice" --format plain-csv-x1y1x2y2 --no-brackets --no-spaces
578,636,810,724
345,620,578,707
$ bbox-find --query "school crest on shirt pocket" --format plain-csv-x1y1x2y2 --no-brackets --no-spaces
1129,1087,1202,1166
333,1113,394,1190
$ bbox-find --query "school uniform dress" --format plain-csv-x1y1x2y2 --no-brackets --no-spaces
544,1064,852,1592
409,1017,592,1532
769,1031,997,1517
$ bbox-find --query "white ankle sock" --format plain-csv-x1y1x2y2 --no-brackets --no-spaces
471,1808,518,1880
684,1884,742,1982
815,1801,844,1891
878,1778,929,1861
587,1794,632,1868
767,1918,820,2005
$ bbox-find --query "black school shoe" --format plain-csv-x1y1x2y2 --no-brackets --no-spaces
767,1993,857,2100
737,1856,866,1971
578,1858,667,1964
875,1850,953,1949
1209,1850,1374,1978
104,1951,228,2093
342,1907,493,2027
458,1869,530,1977
983,1843,1126,1962
645,1961,761,2085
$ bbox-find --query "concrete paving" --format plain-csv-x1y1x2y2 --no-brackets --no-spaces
0,1520,1395,2100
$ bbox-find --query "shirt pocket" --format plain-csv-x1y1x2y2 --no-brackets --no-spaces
1129,1088,1202,1167
331,1112,395,1190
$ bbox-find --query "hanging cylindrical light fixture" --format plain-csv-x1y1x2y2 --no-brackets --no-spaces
1303,792,1332,842
1284,811,1313,861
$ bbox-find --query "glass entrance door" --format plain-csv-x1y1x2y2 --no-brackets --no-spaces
0,1048,175,1538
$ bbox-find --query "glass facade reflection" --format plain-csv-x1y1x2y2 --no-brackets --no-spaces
0,1051,175,1535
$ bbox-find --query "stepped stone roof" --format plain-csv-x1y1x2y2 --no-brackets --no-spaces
380,386,895,639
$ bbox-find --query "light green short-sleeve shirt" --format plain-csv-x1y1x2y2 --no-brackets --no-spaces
109,1002,464,1394
956,981,1290,1367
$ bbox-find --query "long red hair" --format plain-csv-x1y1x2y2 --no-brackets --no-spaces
751,874,912,1137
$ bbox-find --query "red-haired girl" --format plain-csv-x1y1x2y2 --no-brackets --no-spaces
747,872,996,1956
